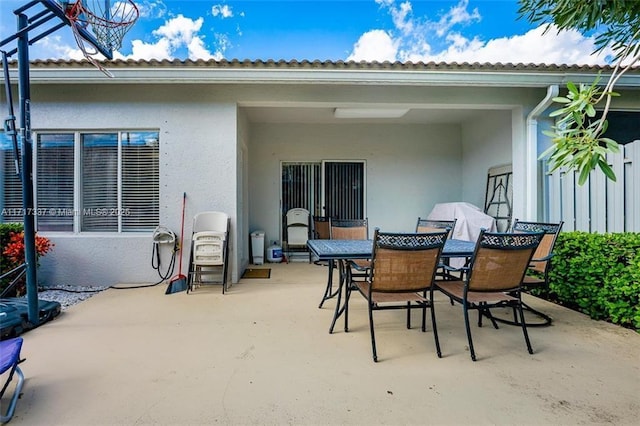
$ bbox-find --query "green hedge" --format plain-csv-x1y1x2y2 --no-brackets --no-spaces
548,232,640,331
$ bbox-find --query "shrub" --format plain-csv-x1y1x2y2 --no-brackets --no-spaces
1,223,54,296
549,232,640,331
0,223,25,275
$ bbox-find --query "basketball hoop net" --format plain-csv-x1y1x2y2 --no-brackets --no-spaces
64,0,139,77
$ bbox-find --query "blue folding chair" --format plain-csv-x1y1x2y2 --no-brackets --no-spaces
1,337,25,423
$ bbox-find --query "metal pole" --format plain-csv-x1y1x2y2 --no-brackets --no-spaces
17,12,39,326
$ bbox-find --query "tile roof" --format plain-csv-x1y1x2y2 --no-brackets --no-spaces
21,58,639,73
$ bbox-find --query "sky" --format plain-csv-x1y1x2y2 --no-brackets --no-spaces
0,0,614,65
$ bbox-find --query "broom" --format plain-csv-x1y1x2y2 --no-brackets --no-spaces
166,192,188,294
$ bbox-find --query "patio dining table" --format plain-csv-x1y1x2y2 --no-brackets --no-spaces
307,238,476,333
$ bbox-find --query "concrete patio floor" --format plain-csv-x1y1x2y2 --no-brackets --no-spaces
4,262,640,425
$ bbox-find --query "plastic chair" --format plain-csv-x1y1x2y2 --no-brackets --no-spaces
284,208,311,263
0,337,25,423
345,229,449,362
188,211,230,294
432,230,543,361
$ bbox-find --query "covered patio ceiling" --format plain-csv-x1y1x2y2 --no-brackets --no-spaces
243,105,494,125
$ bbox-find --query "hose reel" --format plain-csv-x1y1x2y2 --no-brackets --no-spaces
151,225,177,280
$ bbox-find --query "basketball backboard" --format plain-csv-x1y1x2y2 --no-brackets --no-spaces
41,0,114,59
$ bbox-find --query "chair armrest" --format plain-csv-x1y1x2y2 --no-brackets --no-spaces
441,264,468,273
347,259,371,271
531,253,554,263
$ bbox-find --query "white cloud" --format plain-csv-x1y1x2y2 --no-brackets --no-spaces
431,25,612,65
135,0,167,19
38,35,85,60
116,14,221,60
188,37,219,60
127,38,171,60
435,0,481,37
347,30,398,62
153,15,204,49
390,1,414,36
351,0,611,65
212,4,233,19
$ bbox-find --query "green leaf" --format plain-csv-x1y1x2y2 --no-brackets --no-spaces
598,160,617,182
539,144,557,160
549,108,566,117
578,165,591,185
601,138,620,152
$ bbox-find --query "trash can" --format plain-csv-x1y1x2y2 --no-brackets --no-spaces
251,230,265,265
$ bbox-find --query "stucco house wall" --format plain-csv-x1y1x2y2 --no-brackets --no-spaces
461,110,513,208
248,122,462,243
30,84,240,285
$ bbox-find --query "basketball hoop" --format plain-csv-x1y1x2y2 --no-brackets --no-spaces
64,0,139,77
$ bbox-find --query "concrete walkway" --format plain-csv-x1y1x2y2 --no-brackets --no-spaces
4,262,640,425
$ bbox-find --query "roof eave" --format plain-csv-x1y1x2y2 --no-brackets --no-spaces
5,59,640,88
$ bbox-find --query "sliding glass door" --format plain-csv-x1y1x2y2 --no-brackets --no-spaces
281,160,366,239
322,160,365,220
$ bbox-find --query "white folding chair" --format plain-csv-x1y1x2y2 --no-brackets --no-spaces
284,208,311,263
188,211,230,293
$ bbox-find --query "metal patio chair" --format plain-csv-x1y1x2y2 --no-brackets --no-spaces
330,217,371,281
311,215,331,266
432,230,543,361
415,217,457,237
345,229,449,362
312,215,331,240
495,219,564,326
416,217,458,280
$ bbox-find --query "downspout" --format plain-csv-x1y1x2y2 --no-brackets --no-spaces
525,84,559,220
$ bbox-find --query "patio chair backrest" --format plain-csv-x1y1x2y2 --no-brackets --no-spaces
416,217,457,238
312,216,331,239
330,218,368,240
467,230,543,292
511,219,563,274
371,229,448,293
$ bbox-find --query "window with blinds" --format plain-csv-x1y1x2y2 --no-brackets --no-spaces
1,132,22,223
0,130,160,232
37,134,74,231
81,133,119,231
121,132,159,231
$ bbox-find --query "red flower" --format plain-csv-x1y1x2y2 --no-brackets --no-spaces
2,231,53,265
